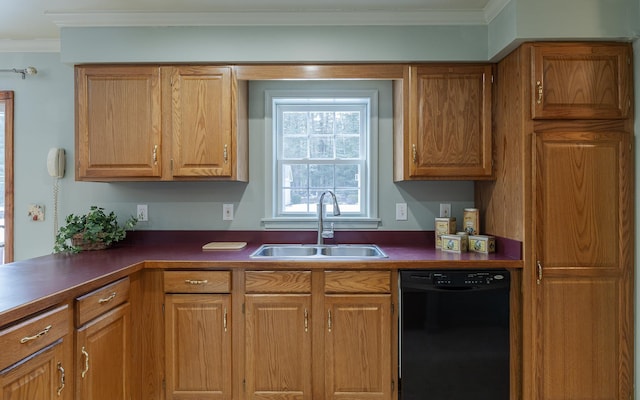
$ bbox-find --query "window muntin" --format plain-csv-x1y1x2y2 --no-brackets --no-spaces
275,98,370,218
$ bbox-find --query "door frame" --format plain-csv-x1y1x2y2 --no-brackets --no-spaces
0,91,13,262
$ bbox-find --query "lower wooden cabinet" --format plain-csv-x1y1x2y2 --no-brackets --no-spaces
75,303,130,400
245,294,312,399
163,271,232,400
244,270,394,400
0,340,69,400
0,305,72,400
325,295,392,400
75,278,131,400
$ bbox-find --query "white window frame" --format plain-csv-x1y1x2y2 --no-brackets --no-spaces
262,89,380,230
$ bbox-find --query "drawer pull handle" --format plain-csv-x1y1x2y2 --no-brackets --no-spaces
327,309,332,332
223,308,228,333
57,362,65,396
20,324,52,343
185,279,208,285
81,346,90,378
412,144,417,163
98,292,117,304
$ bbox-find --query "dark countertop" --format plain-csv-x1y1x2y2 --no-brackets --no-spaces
0,230,522,327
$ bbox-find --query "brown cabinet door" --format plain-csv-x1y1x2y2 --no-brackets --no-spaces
0,340,69,400
164,294,231,400
245,294,312,400
324,294,392,400
75,65,162,179
76,302,130,400
408,64,492,179
531,43,632,119
169,66,233,178
533,131,633,400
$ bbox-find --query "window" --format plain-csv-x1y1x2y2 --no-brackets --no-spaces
264,89,379,229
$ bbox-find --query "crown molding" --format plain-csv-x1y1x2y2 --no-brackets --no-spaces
0,39,60,53
47,6,506,28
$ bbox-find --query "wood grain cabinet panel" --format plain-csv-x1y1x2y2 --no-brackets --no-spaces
0,305,72,400
533,131,632,400
164,294,232,400
75,65,162,180
75,64,248,181
245,294,312,400
531,43,632,119
324,294,392,400
75,279,131,400
396,64,493,180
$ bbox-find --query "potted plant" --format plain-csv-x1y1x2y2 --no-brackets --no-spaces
54,206,138,253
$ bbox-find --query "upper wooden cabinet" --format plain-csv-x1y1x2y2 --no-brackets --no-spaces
395,64,493,180
531,43,632,119
75,65,248,181
75,65,163,179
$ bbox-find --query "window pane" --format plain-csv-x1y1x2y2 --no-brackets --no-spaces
335,136,360,159
282,111,307,135
282,136,308,159
310,112,334,134
335,111,360,134
309,136,334,159
335,189,361,213
283,164,308,188
309,164,334,189
335,164,360,188
283,188,310,213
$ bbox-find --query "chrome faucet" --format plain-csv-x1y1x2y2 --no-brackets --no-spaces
317,190,341,245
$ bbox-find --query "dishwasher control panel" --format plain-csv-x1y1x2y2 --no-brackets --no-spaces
402,270,510,289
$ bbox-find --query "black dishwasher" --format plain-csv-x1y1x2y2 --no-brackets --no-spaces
399,270,510,400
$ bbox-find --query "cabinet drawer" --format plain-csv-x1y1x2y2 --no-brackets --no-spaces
164,271,231,293
245,271,311,293
76,277,130,327
0,305,69,371
324,271,391,293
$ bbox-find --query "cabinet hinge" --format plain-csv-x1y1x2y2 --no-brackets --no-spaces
162,379,165,391
391,303,395,315
243,378,246,391
391,379,395,392
162,304,165,314
242,303,245,314
170,159,174,173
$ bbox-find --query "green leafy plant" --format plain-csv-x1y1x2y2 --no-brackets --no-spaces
54,206,137,253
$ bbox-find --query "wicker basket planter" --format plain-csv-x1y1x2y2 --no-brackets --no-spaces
71,233,109,251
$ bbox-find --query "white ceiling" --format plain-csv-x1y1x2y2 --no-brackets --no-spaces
1,0,508,46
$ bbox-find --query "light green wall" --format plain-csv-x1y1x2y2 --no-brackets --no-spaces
60,25,490,63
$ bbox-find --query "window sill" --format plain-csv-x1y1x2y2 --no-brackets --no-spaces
261,217,381,230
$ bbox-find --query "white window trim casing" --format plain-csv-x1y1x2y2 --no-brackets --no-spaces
262,89,380,230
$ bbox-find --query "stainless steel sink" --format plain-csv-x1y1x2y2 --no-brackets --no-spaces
250,244,388,259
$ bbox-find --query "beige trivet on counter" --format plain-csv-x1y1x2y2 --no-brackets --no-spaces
202,241,248,250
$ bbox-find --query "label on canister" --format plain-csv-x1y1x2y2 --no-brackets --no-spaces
463,208,480,235
435,217,456,249
469,235,495,253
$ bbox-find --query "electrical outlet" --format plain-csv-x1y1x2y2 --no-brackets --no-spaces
440,203,451,218
223,204,234,221
396,203,408,221
137,204,148,222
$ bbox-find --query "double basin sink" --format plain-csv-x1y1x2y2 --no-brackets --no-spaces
251,244,388,259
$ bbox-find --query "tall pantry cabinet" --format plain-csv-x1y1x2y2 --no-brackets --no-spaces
476,42,634,400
